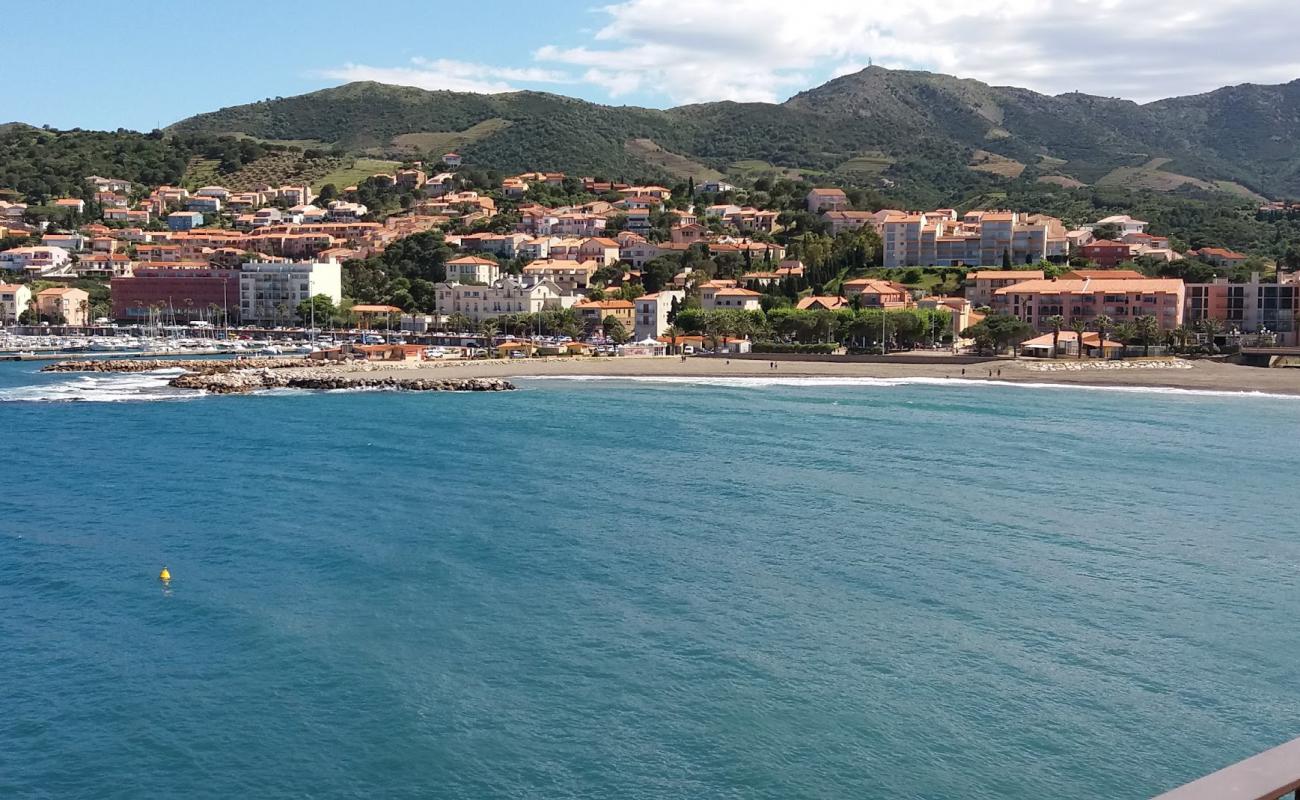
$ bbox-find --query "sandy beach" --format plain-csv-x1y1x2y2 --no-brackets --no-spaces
367,355,1300,396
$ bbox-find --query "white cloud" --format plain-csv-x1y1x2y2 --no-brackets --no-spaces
534,0,1300,104
320,57,571,94
324,1,1300,105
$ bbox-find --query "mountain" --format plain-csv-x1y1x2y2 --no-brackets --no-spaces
164,68,1300,200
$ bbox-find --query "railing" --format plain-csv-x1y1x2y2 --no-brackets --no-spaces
1153,737,1300,800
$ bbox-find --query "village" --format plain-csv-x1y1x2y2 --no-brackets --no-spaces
1,152,1296,364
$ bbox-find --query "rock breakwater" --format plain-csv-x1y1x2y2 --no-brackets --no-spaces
169,368,514,394
43,358,311,374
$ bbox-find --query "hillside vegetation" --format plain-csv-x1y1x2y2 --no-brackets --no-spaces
165,68,1300,199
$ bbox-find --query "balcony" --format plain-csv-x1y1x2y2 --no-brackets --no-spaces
1153,737,1300,799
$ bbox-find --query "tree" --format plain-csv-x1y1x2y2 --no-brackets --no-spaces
445,312,472,333
662,324,683,354
1092,222,1121,242
1196,317,1223,353
1092,314,1114,359
960,313,1033,355
603,315,629,344
1113,321,1138,354
1069,318,1088,359
297,294,338,326
1045,314,1065,359
1134,315,1160,357
1002,249,1012,268
641,259,675,293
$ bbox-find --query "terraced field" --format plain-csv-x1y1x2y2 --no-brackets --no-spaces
1037,175,1087,189
835,150,894,177
182,153,348,191
314,158,403,191
624,138,722,181
728,159,822,182
386,118,513,156
969,150,1026,178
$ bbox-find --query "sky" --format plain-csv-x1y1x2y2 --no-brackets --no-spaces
8,0,1300,131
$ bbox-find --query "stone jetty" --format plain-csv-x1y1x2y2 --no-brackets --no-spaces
43,357,513,394
43,357,311,374
169,368,513,394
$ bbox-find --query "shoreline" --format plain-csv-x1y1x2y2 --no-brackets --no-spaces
34,355,1300,398
368,356,1300,397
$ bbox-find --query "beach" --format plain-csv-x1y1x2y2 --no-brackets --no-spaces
369,355,1300,396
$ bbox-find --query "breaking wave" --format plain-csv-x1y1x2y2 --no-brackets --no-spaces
0,368,198,403
517,374,1300,400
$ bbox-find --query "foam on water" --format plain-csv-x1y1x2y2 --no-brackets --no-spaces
518,374,1300,400
0,367,197,403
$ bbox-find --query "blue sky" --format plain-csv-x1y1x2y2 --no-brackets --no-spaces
8,0,1300,132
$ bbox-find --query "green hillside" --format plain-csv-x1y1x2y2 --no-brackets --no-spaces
163,69,1300,199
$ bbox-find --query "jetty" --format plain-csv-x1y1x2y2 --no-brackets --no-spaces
41,357,515,394
43,357,310,374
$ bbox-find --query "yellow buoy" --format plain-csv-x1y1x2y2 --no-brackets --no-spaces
159,567,171,582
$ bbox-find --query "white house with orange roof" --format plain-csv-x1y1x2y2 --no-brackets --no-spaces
53,198,86,215
633,289,686,340
521,259,598,293
41,232,86,252
445,255,501,285
434,275,570,323
702,285,762,311
0,245,72,275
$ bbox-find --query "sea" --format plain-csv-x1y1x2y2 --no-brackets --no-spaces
3,360,1300,799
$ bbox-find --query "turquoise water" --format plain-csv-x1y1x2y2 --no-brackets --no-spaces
3,361,1300,799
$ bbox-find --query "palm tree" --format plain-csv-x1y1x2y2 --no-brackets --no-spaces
1092,314,1114,360
663,324,683,354
1113,321,1137,358
78,299,90,328
1197,317,1223,353
1045,314,1065,359
1069,318,1088,360
1135,314,1160,357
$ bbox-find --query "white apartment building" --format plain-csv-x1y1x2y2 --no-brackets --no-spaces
239,260,342,324
881,210,1067,268
1086,215,1149,236
0,283,33,324
0,246,73,276
633,289,686,340
434,276,573,323
445,256,501,285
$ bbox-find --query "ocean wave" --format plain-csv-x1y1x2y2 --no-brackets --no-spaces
517,374,1300,400
0,370,198,403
